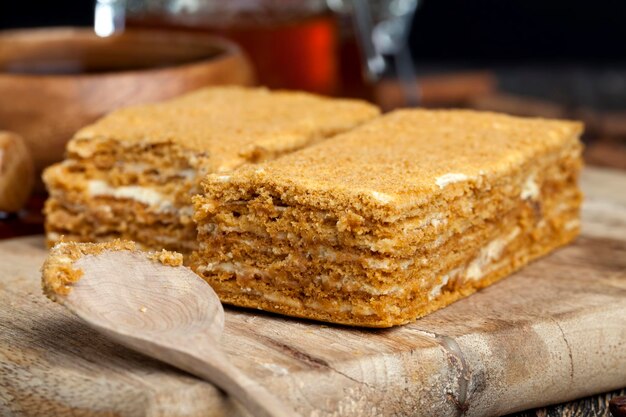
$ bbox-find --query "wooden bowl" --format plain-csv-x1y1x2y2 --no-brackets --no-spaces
0,27,255,174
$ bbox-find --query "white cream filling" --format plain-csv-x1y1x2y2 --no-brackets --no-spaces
430,217,447,228
429,267,462,299
436,173,469,188
370,191,394,203
410,212,448,230
362,257,413,271
316,273,408,296
465,227,520,281
305,299,376,316
215,175,231,183
521,175,540,200
264,292,303,309
197,261,268,278
87,180,176,212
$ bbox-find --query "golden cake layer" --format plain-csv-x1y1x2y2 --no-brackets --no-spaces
44,86,380,252
192,109,584,327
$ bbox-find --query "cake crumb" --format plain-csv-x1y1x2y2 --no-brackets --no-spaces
147,249,184,267
42,240,184,303
41,239,137,300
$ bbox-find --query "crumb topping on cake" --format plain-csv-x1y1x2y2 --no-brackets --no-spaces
70,86,380,170
200,109,583,220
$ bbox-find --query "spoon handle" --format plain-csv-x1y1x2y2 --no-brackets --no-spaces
136,337,299,417
195,349,298,417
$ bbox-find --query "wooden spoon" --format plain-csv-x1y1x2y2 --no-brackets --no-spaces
42,244,297,417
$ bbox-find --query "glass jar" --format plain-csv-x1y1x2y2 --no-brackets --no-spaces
96,0,419,101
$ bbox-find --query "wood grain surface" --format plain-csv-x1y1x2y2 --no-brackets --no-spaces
0,167,625,417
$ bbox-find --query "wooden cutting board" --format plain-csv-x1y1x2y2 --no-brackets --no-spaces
1,167,625,417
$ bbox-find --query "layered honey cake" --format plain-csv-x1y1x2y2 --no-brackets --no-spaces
192,109,583,327
43,86,379,253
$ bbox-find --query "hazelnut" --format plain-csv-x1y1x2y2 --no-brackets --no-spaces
0,131,34,212
610,395,626,417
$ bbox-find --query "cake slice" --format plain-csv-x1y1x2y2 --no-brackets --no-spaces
191,109,583,327
43,86,379,253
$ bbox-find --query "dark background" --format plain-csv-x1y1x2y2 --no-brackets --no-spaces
2,0,626,64
2,0,626,114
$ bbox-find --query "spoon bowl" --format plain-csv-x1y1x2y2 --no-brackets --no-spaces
70,251,224,338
